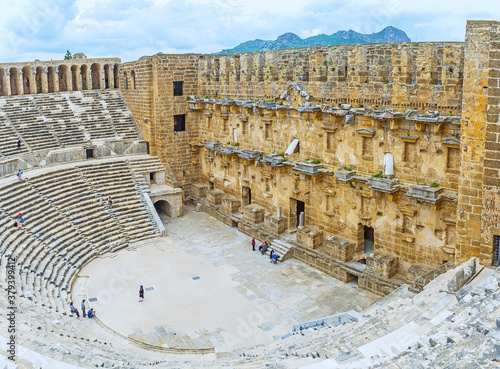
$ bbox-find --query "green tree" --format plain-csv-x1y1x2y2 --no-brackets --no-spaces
64,50,72,60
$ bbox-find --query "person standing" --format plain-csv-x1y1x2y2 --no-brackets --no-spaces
81,300,86,317
139,285,144,302
17,140,21,149
17,168,22,181
251,238,256,251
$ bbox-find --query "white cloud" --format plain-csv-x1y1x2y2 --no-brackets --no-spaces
0,0,499,63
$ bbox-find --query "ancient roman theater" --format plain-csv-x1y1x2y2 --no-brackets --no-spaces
1,20,500,368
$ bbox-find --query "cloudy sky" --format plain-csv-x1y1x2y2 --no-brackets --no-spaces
0,0,498,63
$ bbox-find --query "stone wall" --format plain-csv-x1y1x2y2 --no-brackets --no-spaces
121,54,202,190
116,20,500,285
457,21,500,266
197,43,464,115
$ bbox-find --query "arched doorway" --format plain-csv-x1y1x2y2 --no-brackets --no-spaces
71,65,79,91
35,67,44,93
58,65,68,91
80,65,89,90
113,64,119,88
22,66,33,94
47,67,56,92
10,67,19,95
0,68,6,96
363,225,374,254
91,63,101,89
104,64,111,89
154,200,172,218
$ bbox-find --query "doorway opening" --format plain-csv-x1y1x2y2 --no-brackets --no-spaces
364,226,374,254
242,186,251,206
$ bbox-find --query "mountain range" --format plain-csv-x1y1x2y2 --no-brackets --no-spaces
215,26,411,54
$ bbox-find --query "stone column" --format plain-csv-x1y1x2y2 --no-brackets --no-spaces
277,206,282,219
100,67,105,90
29,67,36,94
109,66,115,88
41,68,48,93
66,66,73,92
53,66,59,92
3,70,11,96
77,67,82,91
15,70,23,95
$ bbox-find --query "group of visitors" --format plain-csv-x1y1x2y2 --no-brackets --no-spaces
253,238,280,264
14,212,24,230
70,300,94,318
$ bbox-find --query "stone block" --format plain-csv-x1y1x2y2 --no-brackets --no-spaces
366,252,399,278
191,183,209,199
297,225,323,249
221,196,241,214
326,236,355,262
264,213,286,234
242,204,265,224
207,189,224,205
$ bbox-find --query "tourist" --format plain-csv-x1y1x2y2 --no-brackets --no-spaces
108,196,113,206
88,309,95,318
139,285,144,302
81,300,86,317
260,242,268,255
17,168,22,181
13,221,23,230
269,250,275,261
251,238,256,251
69,301,76,313
271,253,280,264
17,140,21,149
17,212,24,223
74,308,80,318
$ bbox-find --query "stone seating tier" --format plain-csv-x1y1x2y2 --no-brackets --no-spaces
0,89,141,159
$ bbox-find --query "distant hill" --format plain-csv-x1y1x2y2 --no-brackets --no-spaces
215,26,411,54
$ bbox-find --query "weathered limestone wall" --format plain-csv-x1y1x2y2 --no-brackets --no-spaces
198,43,464,115
457,21,500,266
117,20,500,287
121,54,202,190
196,103,458,272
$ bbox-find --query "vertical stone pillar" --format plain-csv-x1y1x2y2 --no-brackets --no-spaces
456,21,499,265
66,66,73,92
100,66,105,89
53,67,59,92
41,68,48,93
3,70,11,96
77,67,83,91
277,206,282,219
29,67,36,94
479,22,500,265
109,66,115,88
16,71,23,95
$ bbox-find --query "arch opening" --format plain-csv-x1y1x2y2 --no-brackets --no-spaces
58,65,68,91
104,64,111,89
22,66,33,94
10,67,19,95
80,65,89,90
113,64,119,88
71,65,79,91
154,200,172,218
35,67,44,93
47,67,56,93
91,63,101,89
